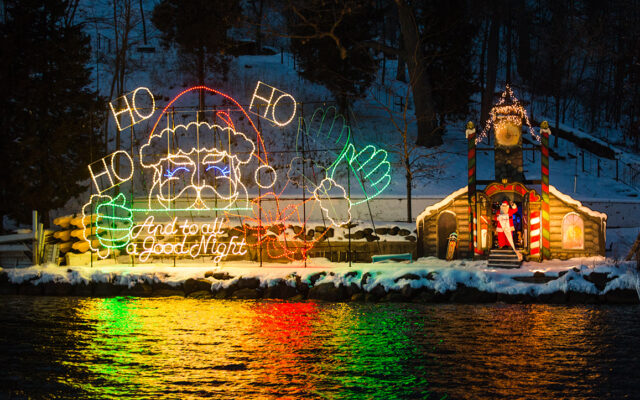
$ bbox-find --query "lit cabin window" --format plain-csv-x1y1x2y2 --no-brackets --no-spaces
562,213,584,249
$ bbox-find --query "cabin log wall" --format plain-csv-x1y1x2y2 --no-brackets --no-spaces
418,194,472,259
418,188,606,260
547,193,604,259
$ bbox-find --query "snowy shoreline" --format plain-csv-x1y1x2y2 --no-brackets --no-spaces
1,258,639,304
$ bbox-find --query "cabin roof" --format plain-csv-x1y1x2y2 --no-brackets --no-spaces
549,185,607,220
416,184,607,230
416,186,467,224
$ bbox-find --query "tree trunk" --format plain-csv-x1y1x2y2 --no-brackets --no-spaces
42,209,50,229
380,1,386,84
515,0,531,81
395,32,406,82
554,96,560,147
113,0,121,174
613,51,625,126
108,0,120,156
481,17,499,128
114,0,132,175
255,0,264,54
506,23,512,85
406,170,412,222
338,94,349,115
139,0,147,44
395,0,440,147
479,20,488,94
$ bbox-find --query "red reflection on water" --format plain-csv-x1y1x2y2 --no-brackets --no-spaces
254,302,318,346
251,301,320,397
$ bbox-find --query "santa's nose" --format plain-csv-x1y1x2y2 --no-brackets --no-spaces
192,197,207,210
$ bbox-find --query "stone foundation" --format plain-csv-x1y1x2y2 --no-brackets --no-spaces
1,269,637,304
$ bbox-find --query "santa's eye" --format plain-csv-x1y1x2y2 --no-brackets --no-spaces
205,165,230,176
164,166,189,178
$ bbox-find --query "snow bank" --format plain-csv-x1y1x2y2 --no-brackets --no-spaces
2,257,638,303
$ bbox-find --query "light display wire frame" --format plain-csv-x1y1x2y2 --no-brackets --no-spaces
83,84,393,265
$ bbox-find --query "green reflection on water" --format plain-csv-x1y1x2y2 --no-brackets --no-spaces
74,297,149,397
3,297,637,399
60,298,443,399
317,304,436,399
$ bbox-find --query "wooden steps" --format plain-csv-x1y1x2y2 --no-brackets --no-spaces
487,248,522,269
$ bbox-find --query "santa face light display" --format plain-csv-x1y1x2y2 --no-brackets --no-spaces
140,121,255,211
81,83,394,263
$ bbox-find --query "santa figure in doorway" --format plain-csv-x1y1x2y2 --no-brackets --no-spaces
495,200,523,260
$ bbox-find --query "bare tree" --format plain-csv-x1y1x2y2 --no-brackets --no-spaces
83,0,143,159
394,0,440,147
371,78,441,222
110,0,135,173
247,0,266,53
263,0,442,147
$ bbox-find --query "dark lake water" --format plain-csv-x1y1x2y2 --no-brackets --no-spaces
1,297,639,400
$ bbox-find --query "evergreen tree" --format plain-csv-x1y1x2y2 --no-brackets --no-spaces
286,0,379,110
0,0,104,228
417,0,476,129
152,0,242,111
529,0,575,139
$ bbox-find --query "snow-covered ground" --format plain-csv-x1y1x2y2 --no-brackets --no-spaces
65,0,640,208
51,48,640,231
3,256,638,302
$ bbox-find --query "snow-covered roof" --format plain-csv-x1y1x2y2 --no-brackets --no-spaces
549,185,607,220
414,185,606,229
416,186,468,225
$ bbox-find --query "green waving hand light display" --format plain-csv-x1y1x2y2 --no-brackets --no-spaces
336,144,391,206
294,106,391,205
95,193,134,249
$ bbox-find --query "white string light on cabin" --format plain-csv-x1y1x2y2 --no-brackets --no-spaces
477,85,539,144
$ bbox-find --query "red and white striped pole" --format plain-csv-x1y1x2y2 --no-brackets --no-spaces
540,121,551,261
466,122,478,256
529,209,541,259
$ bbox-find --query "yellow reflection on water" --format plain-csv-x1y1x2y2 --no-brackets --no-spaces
439,304,606,399
70,298,329,398
59,298,619,400
66,299,439,399
6,297,630,399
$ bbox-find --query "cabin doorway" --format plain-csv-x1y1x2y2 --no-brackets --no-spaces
490,197,524,249
437,211,457,258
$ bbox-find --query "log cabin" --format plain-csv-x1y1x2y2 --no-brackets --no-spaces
416,87,606,262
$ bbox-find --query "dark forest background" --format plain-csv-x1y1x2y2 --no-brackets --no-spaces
1,0,639,226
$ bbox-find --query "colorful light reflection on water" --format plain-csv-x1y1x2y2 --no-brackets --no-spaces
1,297,639,399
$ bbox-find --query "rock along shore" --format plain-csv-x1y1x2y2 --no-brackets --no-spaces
0,264,638,305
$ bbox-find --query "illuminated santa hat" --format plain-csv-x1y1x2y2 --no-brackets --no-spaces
140,120,255,168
